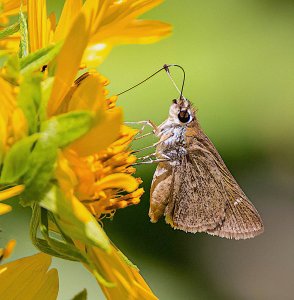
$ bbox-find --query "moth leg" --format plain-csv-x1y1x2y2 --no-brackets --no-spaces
124,120,158,135
132,133,173,154
133,154,170,166
133,131,153,140
132,139,161,153
137,152,157,161
134,159,169,165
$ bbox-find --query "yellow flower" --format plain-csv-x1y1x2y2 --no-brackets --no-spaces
0,253,59,299
27,0,171,65
0,1,171,298
56,73,152,298
42,8,156,297
58,74,144,219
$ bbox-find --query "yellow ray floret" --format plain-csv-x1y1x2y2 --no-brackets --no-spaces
0,253,59,299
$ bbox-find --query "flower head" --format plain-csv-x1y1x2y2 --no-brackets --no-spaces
59,73,144,220
0,0,171,298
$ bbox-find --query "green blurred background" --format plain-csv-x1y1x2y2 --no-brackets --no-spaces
2,0,294,299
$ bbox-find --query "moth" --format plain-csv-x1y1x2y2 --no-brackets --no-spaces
149,97,264,239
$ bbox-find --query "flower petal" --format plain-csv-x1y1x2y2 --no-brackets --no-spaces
33,269,59,300
86,244,158,300
102,0,164,27
82,42,112,67
0,203,12,215
27,0,49,52
82,0,111,35
1,0,27,17
67,73,105,112
47,12,89,117
0,240,16,260
54,0,83,42
95,173,139,193
0,185,25,201
0,253,59,300
101,19,172,44
70,107,123,156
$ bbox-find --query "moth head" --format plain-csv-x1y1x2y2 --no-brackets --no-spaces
169,97,195,125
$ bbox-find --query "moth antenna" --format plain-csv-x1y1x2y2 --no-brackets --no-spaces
164,65,181,95
163,64,186,100
116,64,186,97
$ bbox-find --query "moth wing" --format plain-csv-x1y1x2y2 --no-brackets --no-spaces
149,162,173,223
191,130,264,239
166,154,227,233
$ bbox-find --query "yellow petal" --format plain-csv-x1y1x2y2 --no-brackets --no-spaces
103,19,172,44
86,243,158,300
12,108,28,141
0,240,16,260
80,0,171,66
33,269,59,300
48,12,89,117
0,185,25,201
70,107,123,157
0,203,12,215
46,12,56,45
102,0,164,27
95,173,139,193
27,0,49,52
82,43,112,67
82,0,111,35
54,0,83,42
0,253,59,300
1,0,27,16
55,151,78,194
67,72,105,112
0,77,17,125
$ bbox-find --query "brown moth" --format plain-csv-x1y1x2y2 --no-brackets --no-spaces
149,97,264,239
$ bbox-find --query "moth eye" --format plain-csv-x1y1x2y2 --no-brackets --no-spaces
178,110,191,123
172,99,177,104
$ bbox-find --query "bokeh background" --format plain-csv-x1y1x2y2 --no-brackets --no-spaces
2,0,294,299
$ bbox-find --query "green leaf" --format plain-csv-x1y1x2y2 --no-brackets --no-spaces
72,289,87,300
41,110,93,148
30,204,87,262
40,185,111,251
20,133,57,206
39,208,88,263
20,45,54,69
0,22,20,40
18,73,42,134
20,42,62,75
21,111,93,205
39,77,54,122
19,10,28,58
2,54,20,83
0,134,39,184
